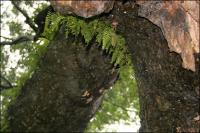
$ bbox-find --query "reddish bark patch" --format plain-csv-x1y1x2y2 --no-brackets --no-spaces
50,0,115,18
136,1,199,71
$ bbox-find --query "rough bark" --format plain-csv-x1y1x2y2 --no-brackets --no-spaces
50,0,115,18
111,3,199,132
7,1,199,132
8,26,118,132
136,1,199,71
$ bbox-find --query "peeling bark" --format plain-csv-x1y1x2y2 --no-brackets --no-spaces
50,0,115,18
8,26,118,132
136,1,199,71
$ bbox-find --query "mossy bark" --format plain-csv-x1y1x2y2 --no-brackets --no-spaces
8,26,118,132
112,3,199,132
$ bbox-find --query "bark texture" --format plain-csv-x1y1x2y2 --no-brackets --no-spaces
8,27,118,132
7,1,199,132
50,0,115,18
136,1,199,71
111,3,199,132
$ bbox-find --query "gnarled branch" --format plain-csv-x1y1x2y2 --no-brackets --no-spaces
11,0,37,33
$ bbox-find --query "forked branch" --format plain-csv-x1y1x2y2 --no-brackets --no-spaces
11,0,37,32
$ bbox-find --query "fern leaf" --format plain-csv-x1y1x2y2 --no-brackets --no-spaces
111,33,117,47
115,51,124,66
41,12,130,67
102,28,111,51
111,49,119,64
81,24,93,44
96,33,103,44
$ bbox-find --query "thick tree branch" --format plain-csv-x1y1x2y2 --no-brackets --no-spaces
0,35,33,45
11,0,37,33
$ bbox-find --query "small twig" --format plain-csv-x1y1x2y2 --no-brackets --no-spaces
0,75,13,87
0,35,33,45
0,35,13,40
11,0,37,33
0,85,17,92
0,75,17,92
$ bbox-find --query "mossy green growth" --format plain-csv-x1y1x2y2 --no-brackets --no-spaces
42,12,132,67
0,38,49,132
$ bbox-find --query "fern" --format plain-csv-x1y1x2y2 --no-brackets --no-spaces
81,23,93,44
111,33,117,47
42,12,64,40
96,32,103,44
111,49,119,65
102,28,112,51
65,16,80,36
42,13,132,68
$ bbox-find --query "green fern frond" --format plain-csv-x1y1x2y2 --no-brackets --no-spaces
42,12,64,40
81,23,93,44
96,33,103,44
116,51,124,66
102,28,111,51
41,13,132,68
65,16,81,36
111,49,119,65
111,33,117,47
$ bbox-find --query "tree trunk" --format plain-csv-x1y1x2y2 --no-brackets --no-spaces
7,2,199,132
112,3,199,132
8,26,118,132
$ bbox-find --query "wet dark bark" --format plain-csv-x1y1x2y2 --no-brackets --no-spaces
112,3,199,132
8,26,118,132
